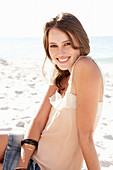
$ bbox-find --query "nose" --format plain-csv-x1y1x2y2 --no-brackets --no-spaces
57,46,66,56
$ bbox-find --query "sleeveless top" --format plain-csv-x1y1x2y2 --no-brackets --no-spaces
32,56,103,170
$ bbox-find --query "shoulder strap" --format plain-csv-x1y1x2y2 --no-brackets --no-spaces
68,56,83,91
69,56,83,82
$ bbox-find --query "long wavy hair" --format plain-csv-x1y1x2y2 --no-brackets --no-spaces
42,12,90,91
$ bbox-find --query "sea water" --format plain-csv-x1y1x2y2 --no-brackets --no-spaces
0,36,113,63
90,36,113,63
0,37,44,61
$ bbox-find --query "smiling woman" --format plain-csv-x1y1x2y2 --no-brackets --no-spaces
43,13,90,92
0,12,103,170
48,27,80,71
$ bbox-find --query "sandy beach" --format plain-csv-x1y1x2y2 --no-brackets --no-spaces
0,58,113,169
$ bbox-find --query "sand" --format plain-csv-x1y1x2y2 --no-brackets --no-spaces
0,58,113,169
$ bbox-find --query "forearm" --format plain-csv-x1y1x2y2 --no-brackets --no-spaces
17,146,34,168
24,85,57,140
17,119,41,168
17,85,57,168
17,112,44,167
80,137,101,170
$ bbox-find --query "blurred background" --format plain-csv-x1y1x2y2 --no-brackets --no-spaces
0,0,113,62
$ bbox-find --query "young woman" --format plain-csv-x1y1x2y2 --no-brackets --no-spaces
0,12,103,170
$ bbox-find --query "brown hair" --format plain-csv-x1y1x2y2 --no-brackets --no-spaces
42,12,90,91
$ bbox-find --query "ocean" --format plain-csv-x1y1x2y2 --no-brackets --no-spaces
0,36,113,63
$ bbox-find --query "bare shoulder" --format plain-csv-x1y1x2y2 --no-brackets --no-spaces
71,56,103,98
73,57,102,81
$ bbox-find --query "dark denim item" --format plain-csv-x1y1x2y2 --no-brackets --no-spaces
2,133,40,170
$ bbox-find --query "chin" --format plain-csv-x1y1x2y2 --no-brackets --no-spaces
57,65,69,71
57,63,72,71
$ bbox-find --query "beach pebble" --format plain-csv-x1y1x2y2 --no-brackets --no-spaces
0,127,12,131
16,121,25,127
0,107,9,110
0,59,8,65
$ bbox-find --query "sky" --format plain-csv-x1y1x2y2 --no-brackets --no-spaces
0,0,113,38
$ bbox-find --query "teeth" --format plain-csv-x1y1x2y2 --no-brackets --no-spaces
58,58,69,62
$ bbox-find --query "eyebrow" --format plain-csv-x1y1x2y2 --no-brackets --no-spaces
49,39,70,45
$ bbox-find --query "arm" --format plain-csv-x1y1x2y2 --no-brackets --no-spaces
74,58,102,170
17,84,57,168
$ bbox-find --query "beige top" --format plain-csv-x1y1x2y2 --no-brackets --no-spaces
32,56,103,170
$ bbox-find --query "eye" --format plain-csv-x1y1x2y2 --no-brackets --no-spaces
49,44,58,48
64,42,71,46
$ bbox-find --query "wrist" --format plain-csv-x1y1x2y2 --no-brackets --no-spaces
17,149,30,169
17,159,28,169
21,139,38,149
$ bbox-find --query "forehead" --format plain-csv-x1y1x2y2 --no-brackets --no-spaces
48,27,70,43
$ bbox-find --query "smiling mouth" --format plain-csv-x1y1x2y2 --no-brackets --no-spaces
57,57,70,63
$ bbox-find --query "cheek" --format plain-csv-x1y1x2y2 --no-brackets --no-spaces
48,48,52,59
71,49,80,57
49,51,53,60
49,49,57,59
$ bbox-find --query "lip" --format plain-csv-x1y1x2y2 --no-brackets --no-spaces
57,56,70,63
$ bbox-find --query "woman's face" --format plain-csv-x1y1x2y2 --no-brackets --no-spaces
48,27,80,72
